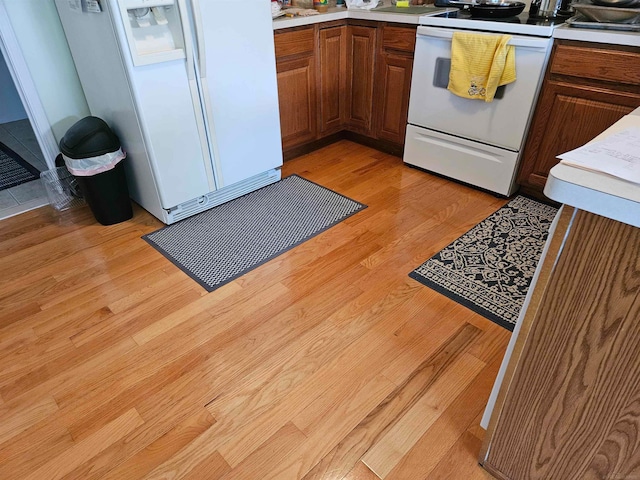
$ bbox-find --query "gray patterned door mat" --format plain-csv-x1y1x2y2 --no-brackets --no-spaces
0,141,40,191
143,175,367,292
409,196,558,331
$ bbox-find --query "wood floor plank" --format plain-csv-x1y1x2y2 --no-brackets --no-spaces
361,353,487,478
0,301,41,330
79,408,216,480
300,323,481,480
0,227,149,296
0,333,76,389
58,284,293,441
0,419,74,478
65,276,353,443
467,410,487,442
385,358,503,480
378,300,467,385
466,322,512,364
145,279,425,477
23,408,144,480
213,282,432,467
181,450,231,480
37,254,169,312
203,267,366,421
0,141,510,479
344,461,382,480
131,280,273,346
218,422,307,480
0,395,58,447
0,208,95,258
0,327,38,359
0,336,138,404
69,279,203,348
262,375,397,480
426,431,495,480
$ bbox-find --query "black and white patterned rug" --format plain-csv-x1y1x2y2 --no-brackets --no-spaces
143,174,367,292
409,196,558,331
0,142,40,191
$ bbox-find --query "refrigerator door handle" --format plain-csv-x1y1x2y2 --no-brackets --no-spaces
186,0,226,187
176,0,195,80
189,0,207,77
174,0,217,190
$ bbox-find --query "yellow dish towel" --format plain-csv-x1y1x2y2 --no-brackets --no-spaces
448,32,516,103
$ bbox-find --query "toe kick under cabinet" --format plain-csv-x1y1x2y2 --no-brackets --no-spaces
274,21,417,160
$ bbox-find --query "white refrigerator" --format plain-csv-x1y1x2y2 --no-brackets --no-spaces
55,0,283,224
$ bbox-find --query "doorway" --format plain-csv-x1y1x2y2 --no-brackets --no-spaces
0,20,55,222
0,47,49,220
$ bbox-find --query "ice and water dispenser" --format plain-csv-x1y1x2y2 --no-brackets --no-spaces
118,0,187,66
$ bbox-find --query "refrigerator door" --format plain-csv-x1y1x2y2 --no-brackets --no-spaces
190,0,283,188
111,0,216,208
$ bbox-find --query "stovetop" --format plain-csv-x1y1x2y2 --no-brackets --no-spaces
420,9,566,36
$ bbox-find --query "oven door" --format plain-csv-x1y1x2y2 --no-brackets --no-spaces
407,26,552,152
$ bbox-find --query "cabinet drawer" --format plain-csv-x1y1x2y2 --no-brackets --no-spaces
275,27,315,59
382,26,416,54
550,44,640,86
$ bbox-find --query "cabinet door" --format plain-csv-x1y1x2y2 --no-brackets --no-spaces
374,52,413,145
518,82,636,194
346,25,377,136
318,25,347,136
276,56,317,151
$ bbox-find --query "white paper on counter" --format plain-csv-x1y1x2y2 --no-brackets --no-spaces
558,127,640,185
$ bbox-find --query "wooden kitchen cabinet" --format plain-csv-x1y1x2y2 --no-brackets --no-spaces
346,24,377,136
374,25,416,145
518,40,640,199
318,24,347,136
274,26,317,151
274,21,418,159
481,207,640,480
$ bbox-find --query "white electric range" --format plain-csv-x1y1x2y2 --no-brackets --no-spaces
404,10,564,196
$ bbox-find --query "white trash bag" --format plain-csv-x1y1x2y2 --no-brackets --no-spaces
63,148,126,177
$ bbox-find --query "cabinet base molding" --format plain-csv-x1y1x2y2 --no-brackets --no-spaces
283,131,404,162
343,130,404,158
283,132,345,161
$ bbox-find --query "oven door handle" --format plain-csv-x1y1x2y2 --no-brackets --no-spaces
416,26,552,49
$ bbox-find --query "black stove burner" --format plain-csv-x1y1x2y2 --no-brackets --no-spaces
444,9,521,21
470,13,523,22
435,9,566,27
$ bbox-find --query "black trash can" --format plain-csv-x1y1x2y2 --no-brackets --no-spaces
60,117,133,225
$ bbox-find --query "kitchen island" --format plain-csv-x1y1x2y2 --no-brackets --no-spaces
480,109,640,480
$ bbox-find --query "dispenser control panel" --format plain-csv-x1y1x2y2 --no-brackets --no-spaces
118,0,186,66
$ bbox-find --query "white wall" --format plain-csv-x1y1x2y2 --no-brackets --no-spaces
0,49,27,124
2,0,89,143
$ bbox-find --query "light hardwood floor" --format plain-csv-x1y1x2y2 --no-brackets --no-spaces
0,140,509,479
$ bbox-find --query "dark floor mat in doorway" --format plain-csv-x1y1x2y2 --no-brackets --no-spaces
0,141,40,191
